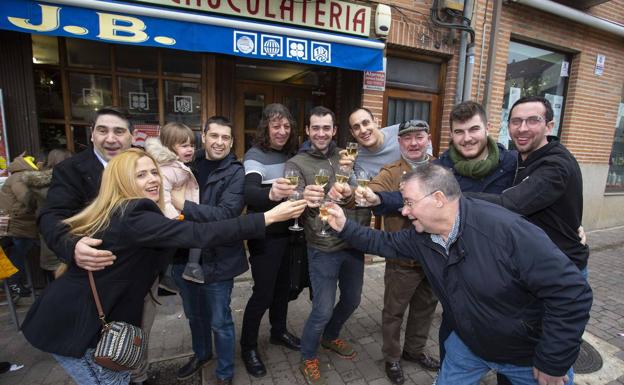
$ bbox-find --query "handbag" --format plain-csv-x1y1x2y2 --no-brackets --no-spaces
88,271,147,371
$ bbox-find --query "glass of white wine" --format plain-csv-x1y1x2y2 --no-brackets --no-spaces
317,198,331,237
332,165,351,203
314,168,330,188
355,169,370,207
285,169,299,187
288,190,304,232
346,142,359,159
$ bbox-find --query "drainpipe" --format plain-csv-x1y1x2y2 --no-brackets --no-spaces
481,0,502,110
461,0,476,102
510,0,624,38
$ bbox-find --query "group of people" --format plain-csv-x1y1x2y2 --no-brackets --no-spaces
11,95,591,385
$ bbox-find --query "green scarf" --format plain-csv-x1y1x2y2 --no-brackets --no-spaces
448,136,500,179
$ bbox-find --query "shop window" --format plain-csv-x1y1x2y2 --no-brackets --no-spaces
118,77,159,124
72,125,91,152
162,49,201,78
606,94,624,193
39,123,67,151
34,69,64,119
32,35,59,65
386,57,440,93
164,80,201,127
66,38,111,69
68,73,113,121
498,41,571,148
116,45,158,74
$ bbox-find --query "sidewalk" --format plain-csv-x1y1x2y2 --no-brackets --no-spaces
1,226,623,385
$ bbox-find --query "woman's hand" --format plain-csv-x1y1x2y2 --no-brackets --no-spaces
171,186,187,211
264,199,308,225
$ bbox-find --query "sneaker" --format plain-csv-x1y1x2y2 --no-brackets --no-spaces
182,263,205,284
158,275,179,295
9,283,31,298
320,338,356,359
299,358,325,385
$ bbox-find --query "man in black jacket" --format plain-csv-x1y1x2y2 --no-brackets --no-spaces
467,96,589,275
326,164,592,385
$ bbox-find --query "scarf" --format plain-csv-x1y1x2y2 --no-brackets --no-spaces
448,136,500,179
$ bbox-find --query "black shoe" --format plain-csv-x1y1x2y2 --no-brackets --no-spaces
9,282,31,298
269,331,301,351
401,351,440,371
385,361,405,385
242,349,266,377
176,354,213,380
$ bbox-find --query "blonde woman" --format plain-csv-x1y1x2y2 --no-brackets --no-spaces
20,149,306,385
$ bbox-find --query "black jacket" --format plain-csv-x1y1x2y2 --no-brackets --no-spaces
22,199,266,358
339,197,592,376
467,137,589,269
38,149,104,262
178,152,248,282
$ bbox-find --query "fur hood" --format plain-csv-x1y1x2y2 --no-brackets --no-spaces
145,137,177,165
22,169,53,189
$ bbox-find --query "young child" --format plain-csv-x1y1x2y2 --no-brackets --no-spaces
145,123,204,283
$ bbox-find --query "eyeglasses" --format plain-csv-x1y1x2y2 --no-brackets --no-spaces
509,116,545,129
403,191,435,208
399,119,429,131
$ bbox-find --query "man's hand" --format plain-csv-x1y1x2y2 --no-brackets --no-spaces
269,178,296,201
354,186,381,207
326,202,347,232
328,183,353,202
533,367,569,385
338,149,356,169
74,237,116,271
171,186,186,211
303,185,325,208
264,199,307,225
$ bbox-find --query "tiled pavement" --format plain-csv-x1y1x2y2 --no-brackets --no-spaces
1,226,623,385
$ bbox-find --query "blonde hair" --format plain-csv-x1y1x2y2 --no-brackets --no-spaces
160,122,195,155
63,148,164,237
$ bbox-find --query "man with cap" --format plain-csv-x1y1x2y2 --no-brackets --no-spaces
368,119,440,384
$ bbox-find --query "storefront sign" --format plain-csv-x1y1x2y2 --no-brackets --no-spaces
363,58,386,91
0,0,383,71
129,0,371,37
0,90,9,170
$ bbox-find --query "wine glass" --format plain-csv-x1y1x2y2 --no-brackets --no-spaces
355,170,370,207
332,165,351,204
317,198,331,238
288,190,304,232
314,168,330,189
285,169,299,187
346,142,359,160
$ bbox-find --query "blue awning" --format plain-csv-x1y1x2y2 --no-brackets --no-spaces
0,0,385,71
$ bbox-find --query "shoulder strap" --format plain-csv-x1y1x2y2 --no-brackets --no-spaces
88,271,107,326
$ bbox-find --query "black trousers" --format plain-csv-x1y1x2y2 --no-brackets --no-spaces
240,233,292,351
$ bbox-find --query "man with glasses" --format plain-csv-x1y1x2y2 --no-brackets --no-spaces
465,96,589,278
367,120,440,384
325,163,591,385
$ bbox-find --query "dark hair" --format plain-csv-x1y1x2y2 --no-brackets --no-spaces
348,107,374,123
449,101,488,129
45,148,73,169
204,116,233,134
509,96,554,123
253,103,297,154
92,106,133,132
307,106,336,127
402,163,461,200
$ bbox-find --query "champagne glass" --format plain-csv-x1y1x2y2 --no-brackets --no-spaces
317,198,331,237
355,170,370,207
332,165,351,203
285,168,299,187
314,168,330,189
346,142,359,159
288,190,304,231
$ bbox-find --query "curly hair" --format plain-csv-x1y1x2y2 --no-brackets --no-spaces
252,103,297,155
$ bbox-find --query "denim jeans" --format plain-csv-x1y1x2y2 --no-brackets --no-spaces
300,247,364,360
53,349,131,385
6,237,37,281
437,332,574,385
172,264,235,380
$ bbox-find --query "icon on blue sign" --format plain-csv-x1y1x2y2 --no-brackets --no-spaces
261,35,283,57
286,38,307,60
311,42,331,64
234,31,257,55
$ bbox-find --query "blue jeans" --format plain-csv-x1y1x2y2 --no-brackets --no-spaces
172,264,235,380
438,332,574,385
300,247,364,360
6,237,37,280
53,349,130,385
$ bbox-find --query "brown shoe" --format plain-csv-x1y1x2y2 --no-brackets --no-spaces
401,351,440,371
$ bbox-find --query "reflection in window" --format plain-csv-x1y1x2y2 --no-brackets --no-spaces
118,77,159,124
66,38,111,69
72,125,91,153
115,45,158,74
39,123,67,152
499,41,570,148
162,49,201,78
68,73,113,121
164,80,201,127
32,35,59,65
606,100,624,193
34,69,64,119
